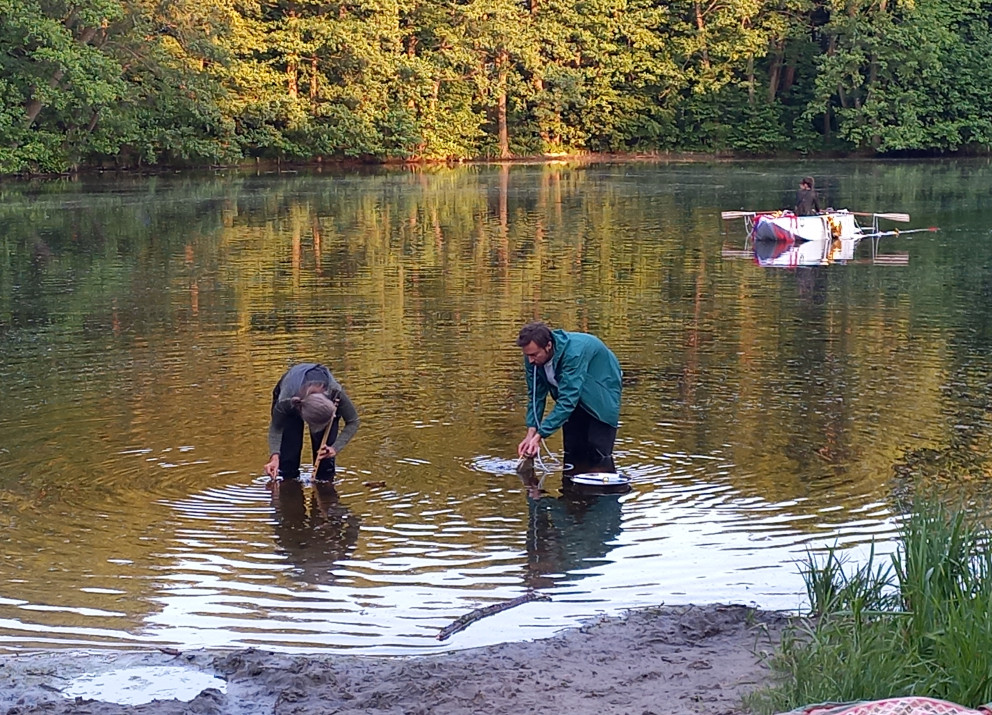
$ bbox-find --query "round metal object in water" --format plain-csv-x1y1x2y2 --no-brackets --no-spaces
567,472,630,486
564,472,632,496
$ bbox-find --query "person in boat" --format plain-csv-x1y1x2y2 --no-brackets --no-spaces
794,176,821,216
264,363,360,482
516,321,622,472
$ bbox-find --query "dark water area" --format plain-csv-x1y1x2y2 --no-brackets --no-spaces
1,159,991,654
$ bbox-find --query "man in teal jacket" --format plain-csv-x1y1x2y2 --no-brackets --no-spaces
516,321,622,469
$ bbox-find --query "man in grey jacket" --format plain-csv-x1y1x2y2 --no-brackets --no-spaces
264,363,360,482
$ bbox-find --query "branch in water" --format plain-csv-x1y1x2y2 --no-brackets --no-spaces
436,591,551,641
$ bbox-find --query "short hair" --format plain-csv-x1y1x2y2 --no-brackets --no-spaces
294,391,337,428
802,176,815,188
517,321,552,348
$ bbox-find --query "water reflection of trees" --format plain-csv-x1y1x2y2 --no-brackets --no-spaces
8,161,992,646
1,162,991,518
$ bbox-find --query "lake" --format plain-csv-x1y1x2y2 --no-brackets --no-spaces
0,159,990,654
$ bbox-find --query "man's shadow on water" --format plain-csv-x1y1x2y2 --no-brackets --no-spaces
270,480,361,585
518,457,627,591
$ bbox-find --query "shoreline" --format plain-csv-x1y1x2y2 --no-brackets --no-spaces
3,150,972,181
0,603,788,715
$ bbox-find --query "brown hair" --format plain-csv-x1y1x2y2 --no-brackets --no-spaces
292,392,337,428
516,321,553,348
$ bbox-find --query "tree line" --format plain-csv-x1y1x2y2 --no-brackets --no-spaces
2,0,991,174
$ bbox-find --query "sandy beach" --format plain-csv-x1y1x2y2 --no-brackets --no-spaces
0,603,787,715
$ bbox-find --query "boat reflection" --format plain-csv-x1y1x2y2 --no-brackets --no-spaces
755,236,857,267
723,235,909,268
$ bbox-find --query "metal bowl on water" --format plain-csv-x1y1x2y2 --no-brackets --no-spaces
565,472,632,495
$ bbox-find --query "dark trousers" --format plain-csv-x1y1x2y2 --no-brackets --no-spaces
279,414,340,481
562,407,617,473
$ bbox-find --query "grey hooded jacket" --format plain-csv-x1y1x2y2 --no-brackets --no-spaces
267,363,360,455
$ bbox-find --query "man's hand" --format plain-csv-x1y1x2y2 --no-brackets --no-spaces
264,454,280,478
317,445,337,461
518,431,542,459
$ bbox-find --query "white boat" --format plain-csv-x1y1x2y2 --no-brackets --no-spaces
752,210,861,242
720,208,935,268
721,209,910,242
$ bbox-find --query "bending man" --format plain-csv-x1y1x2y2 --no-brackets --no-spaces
264,363,360,482
516,321,622,470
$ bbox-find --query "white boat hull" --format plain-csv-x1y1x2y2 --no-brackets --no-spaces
752,211,861,242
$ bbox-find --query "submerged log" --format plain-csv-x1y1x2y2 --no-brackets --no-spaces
436,591,551,641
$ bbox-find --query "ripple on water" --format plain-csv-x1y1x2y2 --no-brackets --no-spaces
0,435,908,654
3,165,969,653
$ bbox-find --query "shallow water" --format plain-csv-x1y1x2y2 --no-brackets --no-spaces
1,160,991,654
63,666,227,706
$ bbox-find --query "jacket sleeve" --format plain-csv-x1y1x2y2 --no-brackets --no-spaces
524,360,550,429
536,348,590,437
267,399,295,456
331,391,360,453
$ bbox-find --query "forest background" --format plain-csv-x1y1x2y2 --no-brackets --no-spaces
2,0,991,174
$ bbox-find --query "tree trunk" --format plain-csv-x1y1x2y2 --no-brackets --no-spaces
497,50,511,158
310,55,318,100
286,8,298,98
24,25,99,127
781,64,795,93
694,1,710,69
828,35,849,110
767,41,783,102
288,59,298,98
747,55,755,106
868,57,880,148
868,0,883,149
24,70,64,127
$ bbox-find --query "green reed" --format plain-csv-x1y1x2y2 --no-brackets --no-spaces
746,500,992,714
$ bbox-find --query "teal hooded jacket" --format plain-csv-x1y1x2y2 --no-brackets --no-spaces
524,329,622,438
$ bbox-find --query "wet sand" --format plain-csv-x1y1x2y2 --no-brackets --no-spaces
0,604,787,715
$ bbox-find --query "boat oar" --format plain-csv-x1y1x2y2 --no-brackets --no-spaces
721,210,780,220
851,211,911,222
863,226,939,239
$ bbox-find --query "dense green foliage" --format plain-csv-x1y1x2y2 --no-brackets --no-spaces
748,500,992,713
2,0,991,172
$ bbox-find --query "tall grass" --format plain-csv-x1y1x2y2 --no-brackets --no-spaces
747,500,992,714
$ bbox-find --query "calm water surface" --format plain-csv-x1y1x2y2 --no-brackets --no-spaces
1,160,991,654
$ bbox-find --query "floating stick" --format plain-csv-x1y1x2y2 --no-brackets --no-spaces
436,591,551,641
